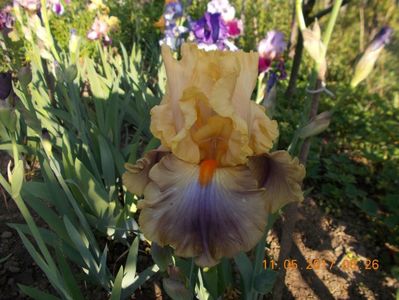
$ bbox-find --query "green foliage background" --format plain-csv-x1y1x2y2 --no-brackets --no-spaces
0,0,398,296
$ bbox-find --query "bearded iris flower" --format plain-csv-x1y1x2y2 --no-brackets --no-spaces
49,0,64,15
160,22,188,50
191,12,228,51
123,44,305,267
87,16,119,45
258,30,286,73
156,1,187,50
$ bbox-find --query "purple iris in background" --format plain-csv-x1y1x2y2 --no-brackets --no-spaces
191,12,228,50
0,73,12,100
161,21,187,50
0,5,14,31
258,30,287,73
50,0,64,16
368,26,393,51
164,1,183,21
157,1,187,51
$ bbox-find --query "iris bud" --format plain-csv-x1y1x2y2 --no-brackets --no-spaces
351,26,393,88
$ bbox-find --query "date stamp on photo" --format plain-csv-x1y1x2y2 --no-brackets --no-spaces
262,258,380,271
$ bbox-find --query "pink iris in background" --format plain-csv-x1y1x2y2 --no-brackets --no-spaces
0,5,14,31
258,30,286,73
87,16,119,45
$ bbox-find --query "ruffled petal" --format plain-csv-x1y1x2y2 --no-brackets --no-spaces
122,149,168,196
152,44,280,167
139,154,268,267
248,151,305,212
248,101,279,154
150,102,177,150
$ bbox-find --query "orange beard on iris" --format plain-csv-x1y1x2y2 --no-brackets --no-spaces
191,104,233,186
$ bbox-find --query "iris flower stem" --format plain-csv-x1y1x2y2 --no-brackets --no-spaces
289,0,343,156
322,0,343,50
255,72,265,104
250,212,279,300
296,0,306,31
299,0,343,160
274,2,343,299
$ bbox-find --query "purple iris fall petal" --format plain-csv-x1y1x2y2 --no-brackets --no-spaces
267,72,278,93
277,60,287,79
210,13,220,43
136,155,267,267
0,73,12,100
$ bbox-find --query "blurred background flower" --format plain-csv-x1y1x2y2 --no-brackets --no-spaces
0,5,14,31
157,1,187,50
48,0,64,16
258,30,286,73
87,16,119,45
190,12,228,50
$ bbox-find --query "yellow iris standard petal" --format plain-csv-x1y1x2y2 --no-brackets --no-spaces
150,43,279,167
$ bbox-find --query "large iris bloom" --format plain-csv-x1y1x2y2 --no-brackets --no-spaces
123,44,305,267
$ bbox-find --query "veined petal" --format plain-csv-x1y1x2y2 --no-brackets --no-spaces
139,154,268,267
248,151,305,212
